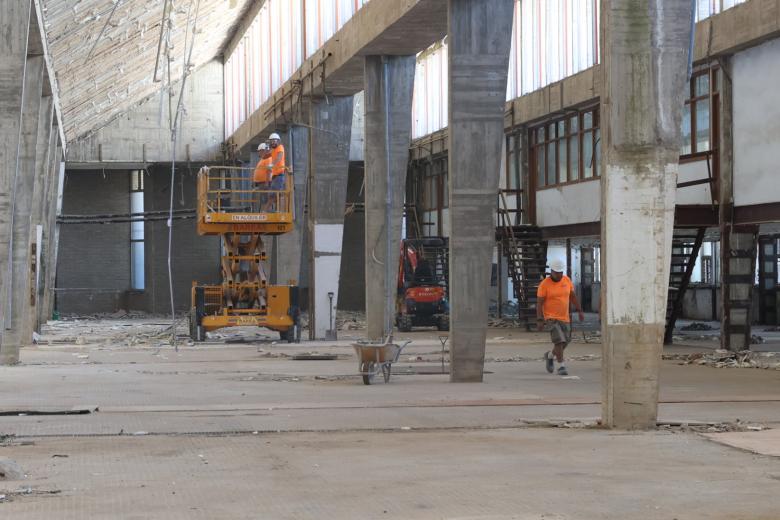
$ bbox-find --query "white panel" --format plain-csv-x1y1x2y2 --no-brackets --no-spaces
676,160,713,205
733,38,780,207
536,180,601,227
314,223,344,254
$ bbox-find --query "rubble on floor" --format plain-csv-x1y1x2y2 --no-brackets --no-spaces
662,349,780,370
681,322,713,331
489,354,600,363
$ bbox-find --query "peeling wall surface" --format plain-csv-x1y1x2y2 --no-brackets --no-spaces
733,38,780,207
536,180,600,228
42,0,250,141
65,61,225,164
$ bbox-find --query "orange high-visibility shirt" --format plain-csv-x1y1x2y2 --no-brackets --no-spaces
270,144,286,177
253,155,272,183
537,275,574,323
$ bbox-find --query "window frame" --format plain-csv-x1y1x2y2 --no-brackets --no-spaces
531,106,601,191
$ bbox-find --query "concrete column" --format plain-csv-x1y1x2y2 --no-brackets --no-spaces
363,55,416,341
21,98,54,341
600,0,693,429
36,132,60,329
308,96,353,339
274,126,309,287
0,0,32,363
1,55,45,363
44,160,65,322
447,0,514,382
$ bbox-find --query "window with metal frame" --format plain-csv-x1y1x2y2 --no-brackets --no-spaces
531,107,600,189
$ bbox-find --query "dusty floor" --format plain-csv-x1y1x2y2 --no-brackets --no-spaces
1,316,779,518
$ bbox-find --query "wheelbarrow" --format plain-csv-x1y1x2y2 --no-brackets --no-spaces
352,340,411,385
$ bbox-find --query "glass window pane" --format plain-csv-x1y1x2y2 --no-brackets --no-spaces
547,142,556,185
583,132,593,179
570,115,579,133
695,101,710,152
594,129,601,177
537,146,545,187
131,242,145,290
569,136,579,181
558,138,567,183
583,112,593,129
694,74,709,97
557,121,565,137
681,103,692,155
536,127,544,142
131,221,144,241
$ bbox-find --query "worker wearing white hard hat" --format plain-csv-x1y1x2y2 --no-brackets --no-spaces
265,132,287,212
536,258,584,376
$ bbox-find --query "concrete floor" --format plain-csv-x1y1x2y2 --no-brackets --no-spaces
1,318,779,518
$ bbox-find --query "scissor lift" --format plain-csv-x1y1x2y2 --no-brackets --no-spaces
189,166,300,342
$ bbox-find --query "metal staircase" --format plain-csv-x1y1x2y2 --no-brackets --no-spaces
664,227,706,344
497,191,547,330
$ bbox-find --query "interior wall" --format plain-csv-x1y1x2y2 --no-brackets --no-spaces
65,60,225,164
733,37,780,207
55,167,220,315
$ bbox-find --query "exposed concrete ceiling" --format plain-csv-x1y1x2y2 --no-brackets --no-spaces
41,0,252,143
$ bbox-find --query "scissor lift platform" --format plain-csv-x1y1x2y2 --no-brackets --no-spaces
190,166,300,342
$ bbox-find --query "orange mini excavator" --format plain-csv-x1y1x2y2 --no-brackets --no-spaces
395,237,449,332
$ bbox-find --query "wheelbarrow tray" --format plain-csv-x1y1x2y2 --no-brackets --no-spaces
352,340,410,385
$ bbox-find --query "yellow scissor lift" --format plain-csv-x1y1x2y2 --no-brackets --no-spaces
189,166,300,342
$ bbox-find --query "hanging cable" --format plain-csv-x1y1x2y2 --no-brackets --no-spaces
165,0,202,350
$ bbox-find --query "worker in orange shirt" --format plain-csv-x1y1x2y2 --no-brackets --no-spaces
253,142,272,211
265,132,286,211
537,259,584,376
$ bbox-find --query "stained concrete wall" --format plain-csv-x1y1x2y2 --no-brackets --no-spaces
55,168,220,315
733,38,780,207
65,60,224,164
56,172,132,314
338,162,366,312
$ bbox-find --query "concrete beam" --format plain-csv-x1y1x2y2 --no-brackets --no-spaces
600,0,693,429
1,55,45,364
363,55,416,340
228,0,446,154
447,0,514,382
308,97,354,339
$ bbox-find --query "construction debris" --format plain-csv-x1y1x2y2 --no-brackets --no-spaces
680,322,713,331
663,349,780,370
0,458,26,480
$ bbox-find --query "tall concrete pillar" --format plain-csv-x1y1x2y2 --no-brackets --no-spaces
36,130,60,329
308,97,353,339
0,0,32,364
43,159,65,323
274,126,309,287
1,54,45,363
21,99,54,341
600,0,693,429
364,55,416,341
447,0,514,382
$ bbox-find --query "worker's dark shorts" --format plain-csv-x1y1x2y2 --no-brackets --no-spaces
270,174,285,191
547,320,572,346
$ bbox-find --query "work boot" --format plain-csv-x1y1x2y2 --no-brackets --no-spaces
544,351,554,374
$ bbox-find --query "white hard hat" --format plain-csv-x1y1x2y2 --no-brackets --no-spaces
549,259,566,273
257,143,268,151
269,132,281,140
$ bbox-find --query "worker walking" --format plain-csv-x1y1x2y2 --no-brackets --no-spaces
265,132,286,212
537,258,584,376
253,142,272,211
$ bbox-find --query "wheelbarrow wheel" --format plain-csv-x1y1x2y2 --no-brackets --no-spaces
382,363,391,383
361,362,375,385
